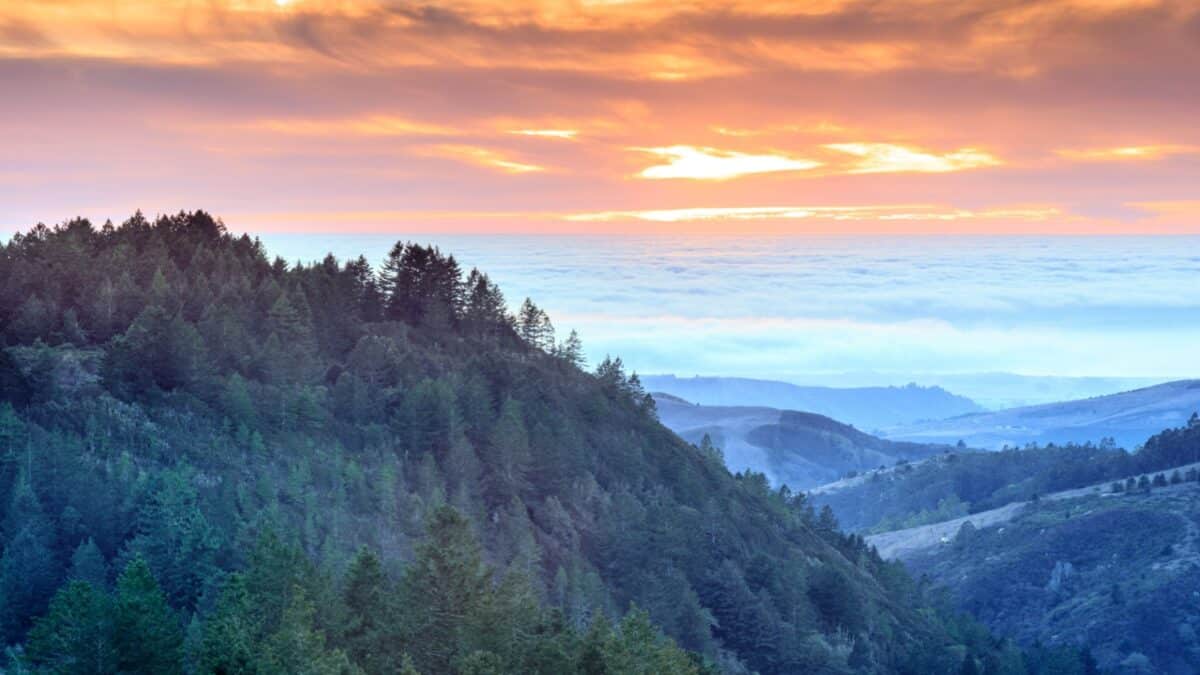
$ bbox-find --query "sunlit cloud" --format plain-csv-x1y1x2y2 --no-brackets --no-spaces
509,129,579,139
826,143,1002,174
634,146,822,180
3,0,1200,234
249,116,457,137
567,204,1061,223
423,145,545,174
1056,145,1199,161
712,122,849,137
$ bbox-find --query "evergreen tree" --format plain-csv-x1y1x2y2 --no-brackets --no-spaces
113,558,183,674
0,480,61,642
67,537,109,589
399,506,492,674
198,573,260,675
483,399,531,505
560,330,585,368
25,580,117,675
338,548,396,674
259,587,360,675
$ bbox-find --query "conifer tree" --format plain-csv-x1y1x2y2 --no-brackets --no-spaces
198,573,260,675
26,580,117,675
113,557,184,675
338,548,396,674
400,506,492,674
68,537,109,589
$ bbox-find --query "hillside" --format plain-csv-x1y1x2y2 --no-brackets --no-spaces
827,421,1200,673
901,476,1200,673
642,375,982,431
882,380,1200,450
0,212,1066,674
654,394,947,489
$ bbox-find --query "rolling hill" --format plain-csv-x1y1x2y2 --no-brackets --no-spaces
882,379,1200,450
642,375,982,431
654,393,949,489
899,475,1200,673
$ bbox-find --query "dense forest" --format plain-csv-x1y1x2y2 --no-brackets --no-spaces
0,211,1097,673
815,422,1200,534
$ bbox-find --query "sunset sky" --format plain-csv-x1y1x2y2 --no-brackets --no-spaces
2,0,1199,234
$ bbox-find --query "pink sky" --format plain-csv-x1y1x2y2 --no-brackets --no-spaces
2,0,1198,234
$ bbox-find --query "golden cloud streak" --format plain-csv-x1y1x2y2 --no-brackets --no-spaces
1056,145,1199,161
248,116,457,137
509,129,579,139
825,143,1002,174
566,204,1061,223
634,145,822,180
424,145,545,174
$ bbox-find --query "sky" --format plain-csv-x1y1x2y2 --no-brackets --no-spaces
2,0,1200,235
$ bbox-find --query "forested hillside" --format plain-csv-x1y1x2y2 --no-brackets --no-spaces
814,420,1200,534
0,212,1088,673
898,421,1200,673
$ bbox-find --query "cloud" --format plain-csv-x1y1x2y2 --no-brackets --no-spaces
825,143,1002,174
421,144,545,174
567,204,1060,224
247,115,458,137
509,129,578,139
1056,144,1199,161
2,1,1199,233
634,145,822,180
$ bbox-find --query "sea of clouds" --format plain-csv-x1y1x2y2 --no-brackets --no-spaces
262,233,1200,406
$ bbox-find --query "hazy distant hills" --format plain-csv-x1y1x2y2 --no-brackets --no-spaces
642,374,982,430
654,393,948,488
882,379,1200,450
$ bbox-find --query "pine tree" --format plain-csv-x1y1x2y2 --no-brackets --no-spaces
400,506,493,674
484,399,531,505
198,573,260,675
560,329,585,368
0,479,61,642
124,467,220,611
26,580,118,675
259,587,360,675
68,537,109,589
113,557,184,675
338,548,396,674
463,269,509,338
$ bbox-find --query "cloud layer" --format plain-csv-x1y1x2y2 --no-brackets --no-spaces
1,0,1198,232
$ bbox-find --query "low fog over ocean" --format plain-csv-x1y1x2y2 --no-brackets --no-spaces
262,233,1200,407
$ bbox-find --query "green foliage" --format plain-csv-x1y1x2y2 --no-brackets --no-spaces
26,581,117,675
113,557,184,675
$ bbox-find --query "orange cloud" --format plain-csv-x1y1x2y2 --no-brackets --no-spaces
248,115,457,137
3,0,1200,234
1056,145,1199,161
423,145,545,174
567,204,1061,223
825,143,1002,174
634,146,822,180
509,129,579,139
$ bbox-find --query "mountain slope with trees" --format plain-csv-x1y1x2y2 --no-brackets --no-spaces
0,212,1089,674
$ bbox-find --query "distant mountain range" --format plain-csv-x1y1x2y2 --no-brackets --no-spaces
642,375,982,430
653,393,948,488
882,379,1200,450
